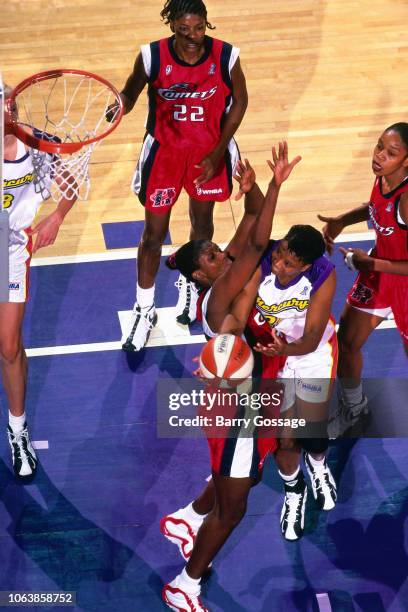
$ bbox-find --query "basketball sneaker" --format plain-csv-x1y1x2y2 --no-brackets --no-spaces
327,395,369,439
7,423,38,478
160,508,199,561
121,303,157,352
162,578,208,612
304,452,337,511
175,274,199,325
280,471,307,541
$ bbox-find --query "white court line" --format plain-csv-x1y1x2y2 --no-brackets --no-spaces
25,315,395,358
27,307,206,357
32,440,49,450
30,231,375,267
316,593,333,612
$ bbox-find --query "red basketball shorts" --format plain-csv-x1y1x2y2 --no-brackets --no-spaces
200,376,280,479
131,134,240,213
347,269,408,342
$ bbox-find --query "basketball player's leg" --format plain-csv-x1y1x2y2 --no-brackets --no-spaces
0,301,26,416
337,303,383,382
274,405,306,541
121,209,171,351
335,303,383,426
296,396,337,511
188,198,215,241
170,197,216,326
160,478,215,562
389,283,408,358
163,473,254,609
137,209,172,288
124,140,182,350
0,301,37,478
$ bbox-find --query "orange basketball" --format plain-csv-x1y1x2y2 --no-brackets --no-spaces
199,334,254,380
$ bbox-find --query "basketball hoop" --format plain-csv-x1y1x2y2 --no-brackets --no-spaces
6,69,124,201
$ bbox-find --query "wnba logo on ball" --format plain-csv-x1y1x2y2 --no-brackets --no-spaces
200,334,254,381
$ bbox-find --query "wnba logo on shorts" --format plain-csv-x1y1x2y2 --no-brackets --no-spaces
150,188,176,208
9,282,20,290
196,187,223,196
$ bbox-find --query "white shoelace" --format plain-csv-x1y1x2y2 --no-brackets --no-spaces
286,491,303,524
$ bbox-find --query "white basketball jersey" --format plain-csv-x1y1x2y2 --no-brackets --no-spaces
254,240,336,347
200,288,216,338
3,139,45,248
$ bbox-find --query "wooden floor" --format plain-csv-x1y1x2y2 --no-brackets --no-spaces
2,0,408,256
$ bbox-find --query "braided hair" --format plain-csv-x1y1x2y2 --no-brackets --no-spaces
160,0,215,29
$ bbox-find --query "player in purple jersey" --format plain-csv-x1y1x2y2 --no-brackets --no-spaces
107,0,248,352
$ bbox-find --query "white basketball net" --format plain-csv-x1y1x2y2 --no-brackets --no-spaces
13,72,122,202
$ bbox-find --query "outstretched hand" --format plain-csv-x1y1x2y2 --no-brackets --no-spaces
27,210,63,253
105,101,121,123
233,159,256,201
268,141,301,187
317,214,344,255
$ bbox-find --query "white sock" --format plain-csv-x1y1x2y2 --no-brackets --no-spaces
307,453,325,468
136,284,155,310
184,502,207,528
9,412,26,434
279,467,300,486
177,567,201,595
341,382,363,406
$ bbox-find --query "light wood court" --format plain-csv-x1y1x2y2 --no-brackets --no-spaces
2,0,407,257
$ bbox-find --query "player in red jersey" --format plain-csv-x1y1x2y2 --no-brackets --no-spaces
318,123,408,436
108,0,248,352
161,144,300,612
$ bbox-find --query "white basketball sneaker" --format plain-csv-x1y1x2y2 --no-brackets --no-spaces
328,395,369,439
304,452,337,511
162,577,208,612
175,274,199,325
7,423,38,478
280,471,308,541
160,506,205,561
121,303,157,352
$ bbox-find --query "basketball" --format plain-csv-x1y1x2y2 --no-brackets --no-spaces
199,334,254,381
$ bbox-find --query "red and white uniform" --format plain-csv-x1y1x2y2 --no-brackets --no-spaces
3,139,46,302
132,35,240,213
250,241,338,411
197,287,278,478
347,176,408,341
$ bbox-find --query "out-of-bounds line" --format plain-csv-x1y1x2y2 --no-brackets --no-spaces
30,231,375,267
25,318,395,358
316,593,333,612
32,441,49,450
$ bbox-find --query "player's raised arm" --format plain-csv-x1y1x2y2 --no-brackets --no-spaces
207,142,301,329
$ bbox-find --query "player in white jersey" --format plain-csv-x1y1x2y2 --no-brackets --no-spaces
1,85,77,479
247,227,338,540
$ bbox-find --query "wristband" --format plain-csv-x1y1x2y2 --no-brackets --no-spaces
344,251,357,271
